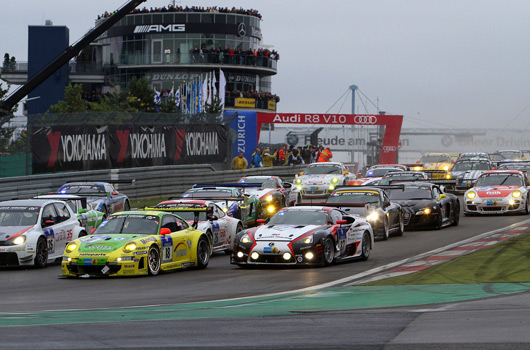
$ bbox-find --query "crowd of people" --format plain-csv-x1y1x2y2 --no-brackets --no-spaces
226,90,280,103
186,47,279,65
98,5,262,20
231,145,333,170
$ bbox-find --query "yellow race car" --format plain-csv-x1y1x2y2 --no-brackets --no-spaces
414,153,455,179
61,211,211,277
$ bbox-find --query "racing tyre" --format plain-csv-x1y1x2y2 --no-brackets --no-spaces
124,200,130,211
196,237,210,269
395,213,404,237
101,205,109,216
34,237,48,268
523,199,529,215
321,237,335,266
451,203,460,226
360,232,371,261
225,223,243,255
147,245,161,276
380,218,390,240
78,230,87,238
205,230,214,251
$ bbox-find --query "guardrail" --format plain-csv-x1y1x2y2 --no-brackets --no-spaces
0,164,305,202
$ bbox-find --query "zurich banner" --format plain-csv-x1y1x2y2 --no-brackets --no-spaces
224,110,258,163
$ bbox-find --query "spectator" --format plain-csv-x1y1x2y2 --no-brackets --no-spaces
317,147,333,162
231,152,248,170
250,147,262,168
277,147,285,166
262,148,277,167
288,147,303,166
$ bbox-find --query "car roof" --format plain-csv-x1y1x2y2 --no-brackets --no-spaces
482,170,524,175
0,199,60,207
35,194,83,200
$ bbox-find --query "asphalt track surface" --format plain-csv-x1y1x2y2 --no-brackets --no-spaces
3,210,530,349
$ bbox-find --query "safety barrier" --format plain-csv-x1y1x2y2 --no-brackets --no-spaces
0,164,306,202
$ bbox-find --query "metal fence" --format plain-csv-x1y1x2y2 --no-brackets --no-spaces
0,163,305,202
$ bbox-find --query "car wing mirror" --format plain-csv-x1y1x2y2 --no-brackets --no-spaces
78,208,87,214
160,228,171,235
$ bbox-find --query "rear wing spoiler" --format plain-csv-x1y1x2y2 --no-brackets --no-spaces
144,206,201,229
333,185,405,191
193,183,263,188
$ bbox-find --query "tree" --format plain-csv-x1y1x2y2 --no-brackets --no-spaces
127,76,156,112
49,83,88,113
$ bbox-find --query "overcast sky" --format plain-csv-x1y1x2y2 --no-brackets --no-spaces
2,0,530,129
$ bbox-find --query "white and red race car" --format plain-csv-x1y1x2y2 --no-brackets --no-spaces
464,170,530,215
152,199,243,253
348,165,407,186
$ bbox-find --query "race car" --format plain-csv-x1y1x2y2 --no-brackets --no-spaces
151,199,243,254
497,150,526,161
56,182,130,216
231,206,374,266
348,165,406,186
326,186,404,240
378,171,430,185
497,161,530,173
292,162,355,201
449,158,493,194
416,153,455,172
61,210,211,277
386,182,460,230
237,176,289,216
464,170,530,215
0,199,86,267
34,194,106,232
181,186,259,226
457,152,490,161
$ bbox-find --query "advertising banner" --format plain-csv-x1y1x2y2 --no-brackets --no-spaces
225,111,258,162
32,124,227,173
234,98,255,108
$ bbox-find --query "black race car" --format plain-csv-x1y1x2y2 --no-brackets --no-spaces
385,182,460,230
326,186,404,240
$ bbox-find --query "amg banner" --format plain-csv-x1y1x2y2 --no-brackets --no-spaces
32,125,228,173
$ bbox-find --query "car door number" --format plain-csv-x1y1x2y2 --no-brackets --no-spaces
163,246,173,261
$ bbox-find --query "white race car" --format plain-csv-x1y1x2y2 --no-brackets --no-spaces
152,199,243,253
0,199,86,267
292,162,355,201
231,206,374,266
464,170,530,215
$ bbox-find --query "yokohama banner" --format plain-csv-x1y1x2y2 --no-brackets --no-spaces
32,125,227,173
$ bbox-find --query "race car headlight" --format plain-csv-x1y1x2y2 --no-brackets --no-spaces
366,212,380,222
240,234,252,244
12,235,26,245
65,242,77,252
328,185,335,191
466,191,476,199
443,165,450,171
512,190,522,198
297,185,303,190
413,166,422,171
331,177,339,184
445,174,452,179
282,252,292,260
123,242,137,253
265,195,273,202
267,205,276,214
303,235,313,244
294,178,302,185
222,207,229,213
416,208,432,215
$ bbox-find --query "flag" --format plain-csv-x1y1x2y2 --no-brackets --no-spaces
154,89,161,112
175,88,181,110
213,72,217,98
202,73,209,109
219,69,226,110
169,84,174,98
198,75,203,113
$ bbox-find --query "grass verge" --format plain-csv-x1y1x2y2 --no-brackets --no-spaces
363,232,530,286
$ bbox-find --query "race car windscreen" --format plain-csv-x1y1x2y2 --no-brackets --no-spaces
366,168,403,177
452,162,491,171
420,155,450,163
303,165,342,175
475,173,524,187
499,151,523,160
327,192,381,205
379,174,424,185
498,163,530,171
239,178,277,188
459,153,488,160
169,210,207,221
59,184,105,195
0,207,39,226
388,186,433,200
269,210,329,225
183,189,234,198
94,215,159,235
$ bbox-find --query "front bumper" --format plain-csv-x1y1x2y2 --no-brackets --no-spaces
61,255,148,277
464,198,524,215
231,241,324,266
402,211,441,229
0,244,34,266
299,185,334,198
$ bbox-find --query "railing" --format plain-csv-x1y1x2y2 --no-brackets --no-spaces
119,52,278,69
0,164,304,202
2,62,104,75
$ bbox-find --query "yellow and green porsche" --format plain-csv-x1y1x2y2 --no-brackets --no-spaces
61,211,211,277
